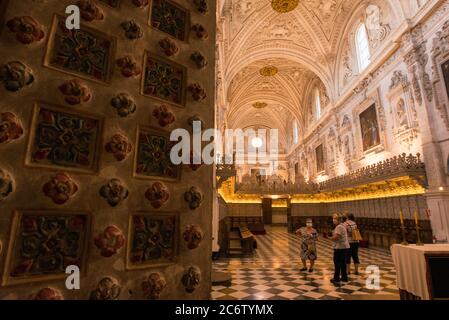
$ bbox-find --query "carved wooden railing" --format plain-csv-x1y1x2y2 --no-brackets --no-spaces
233,153,427,195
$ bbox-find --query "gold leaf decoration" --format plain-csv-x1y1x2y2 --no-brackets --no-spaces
252,102,267,109
259,66,278,77
271,0,299,14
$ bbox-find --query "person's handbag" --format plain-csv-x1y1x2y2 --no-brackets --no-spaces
352,228,363,241
307,243,316,253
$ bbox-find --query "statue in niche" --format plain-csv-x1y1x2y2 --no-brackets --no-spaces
328,145,335,163
396,99,408,128
344,136,351,159
365,5,390,47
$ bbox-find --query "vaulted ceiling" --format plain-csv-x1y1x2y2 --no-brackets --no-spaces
216,0,370,147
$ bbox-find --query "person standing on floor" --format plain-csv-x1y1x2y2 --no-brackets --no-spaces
344,213,361,275
295,218,318,272
329,213,350,285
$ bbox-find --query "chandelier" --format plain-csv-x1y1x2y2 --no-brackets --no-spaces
253,102,268,109
259,66,278,77
271,0,299,13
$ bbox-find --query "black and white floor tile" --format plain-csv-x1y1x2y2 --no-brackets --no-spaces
212,226,399,300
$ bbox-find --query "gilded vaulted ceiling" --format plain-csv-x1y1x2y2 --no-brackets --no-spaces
217,0,368,144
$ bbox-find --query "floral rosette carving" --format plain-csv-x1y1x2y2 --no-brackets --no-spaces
183,225,204,250
0,169,14,201
58,79,92,105
145,182,170,209
116,56,141,78
31,288,64,300
152,105,176,127
188,83,207,102
94,225,126,257
142,273,167,300
190,51,207,69
0,112,24,144
99,178,129,207
111,93,137,117
6,16,45,44
0,61,34,92
43,173,78,205
182,266,201,293
191,24,208,40
90,277,121,300
132,0,149,8
105,133,133,161
184,186,203,210
192,0,209,15
188,151,203,171
121,20,143,40
76,0,104,22
158,38,179,57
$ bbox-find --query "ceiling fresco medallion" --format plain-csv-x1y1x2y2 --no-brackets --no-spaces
252,102,267,109
271,0,299,13
259,65,278,77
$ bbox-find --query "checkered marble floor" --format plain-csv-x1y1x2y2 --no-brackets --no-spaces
212,226,399,300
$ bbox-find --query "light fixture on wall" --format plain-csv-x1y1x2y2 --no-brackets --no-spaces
271,0,299,13
251,137,263,148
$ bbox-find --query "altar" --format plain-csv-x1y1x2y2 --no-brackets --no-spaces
391,244,449,300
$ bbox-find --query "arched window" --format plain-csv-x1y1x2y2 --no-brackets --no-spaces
292,120,298,145
355,23,371,71
314,88,321,120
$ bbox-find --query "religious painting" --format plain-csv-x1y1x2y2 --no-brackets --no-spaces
98,0,120,8
315,144,324,173
44,14,115,83
141,52,187,107
134,126,181,181
26,102,103,173
2,210,90,286
442,59,449,101
149,0,190,42
359,104,381,152
126,211,179,269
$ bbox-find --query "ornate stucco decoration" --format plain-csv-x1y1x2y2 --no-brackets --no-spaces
271,0,299,14
431,20,449,131
259,65,278,77
388,71,419,149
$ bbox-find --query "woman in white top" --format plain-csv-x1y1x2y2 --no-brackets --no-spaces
329,213,350,285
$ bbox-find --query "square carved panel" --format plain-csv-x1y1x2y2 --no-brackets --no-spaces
126,211,179,269
134,126,181,181
149,0,190,42
26,102,103,173
44,14,116,83
141,51,187,107
2,210,90,286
